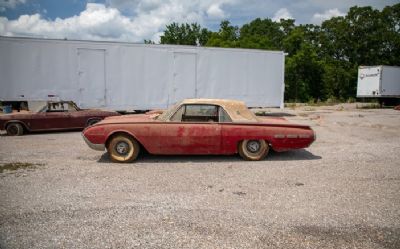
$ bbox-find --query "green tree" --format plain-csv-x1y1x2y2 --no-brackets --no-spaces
379,4,400,65
160,23,211,46
285,43,324,102
239,18,290,50
206,20,239,47
322,60,357,100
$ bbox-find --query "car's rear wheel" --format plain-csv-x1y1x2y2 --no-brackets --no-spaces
6,123,24,136
238,139,269,161
107,134,140,163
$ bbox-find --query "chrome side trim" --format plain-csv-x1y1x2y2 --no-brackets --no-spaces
275,134,312,139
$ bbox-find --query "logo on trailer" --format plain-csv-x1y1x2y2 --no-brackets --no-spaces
359,73,379,80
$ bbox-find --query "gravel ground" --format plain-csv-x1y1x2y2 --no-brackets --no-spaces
0,104,399,249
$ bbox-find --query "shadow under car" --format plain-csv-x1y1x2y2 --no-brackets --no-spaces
97,149,321,164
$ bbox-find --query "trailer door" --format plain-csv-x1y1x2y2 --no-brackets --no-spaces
77,48,106,108
172,52,196,103
357,66,381,97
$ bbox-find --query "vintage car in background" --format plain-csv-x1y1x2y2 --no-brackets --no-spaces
0,101,120,136
83,99,316,162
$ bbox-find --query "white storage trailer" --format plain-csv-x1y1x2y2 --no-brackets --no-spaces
357,65,400,98
0,36,285,110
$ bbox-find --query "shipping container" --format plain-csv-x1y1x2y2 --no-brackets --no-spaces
0,36,285,110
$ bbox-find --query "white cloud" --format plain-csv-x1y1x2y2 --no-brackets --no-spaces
207,3,226,19
0,4,141,40
0,0,26,10
311,8,346,24
272,8,293,22
0,1,236,42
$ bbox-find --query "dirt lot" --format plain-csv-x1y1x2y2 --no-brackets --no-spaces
0,104,399,249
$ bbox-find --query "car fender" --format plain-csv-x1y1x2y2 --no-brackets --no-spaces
4,120,30,131
105,129,147,151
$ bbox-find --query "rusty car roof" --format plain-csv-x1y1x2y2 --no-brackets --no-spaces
181,99,258,122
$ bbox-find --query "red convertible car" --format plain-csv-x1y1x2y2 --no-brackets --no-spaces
82,99,316,162
0,101,120,136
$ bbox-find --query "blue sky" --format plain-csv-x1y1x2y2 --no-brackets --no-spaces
2,0,90,20
0,0,397,42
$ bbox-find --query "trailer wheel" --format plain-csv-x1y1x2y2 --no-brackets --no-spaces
6,123,24,136
238,139,269,161
107,134,140,163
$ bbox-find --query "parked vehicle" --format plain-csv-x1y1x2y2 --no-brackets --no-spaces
82,99,316,162
357,65,400,105
0,101,120,136
0,36,285,110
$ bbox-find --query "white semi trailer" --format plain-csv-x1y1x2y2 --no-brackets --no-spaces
0,36,285,111
357,65,400,105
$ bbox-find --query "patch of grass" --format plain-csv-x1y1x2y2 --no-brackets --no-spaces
0,162,45,173
284,103,297,109
285,100,337,108
255,110,268,116
347,97,356,103
304,107,316,111
356,103,381,109
325,97,340,105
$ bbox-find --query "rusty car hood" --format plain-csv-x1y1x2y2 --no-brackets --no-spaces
98,114,156,125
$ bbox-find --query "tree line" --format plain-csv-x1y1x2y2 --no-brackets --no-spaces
149,4,399,102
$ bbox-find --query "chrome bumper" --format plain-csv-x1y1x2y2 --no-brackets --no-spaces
82,134,105,151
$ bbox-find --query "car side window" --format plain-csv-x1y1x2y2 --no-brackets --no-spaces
46,102,69,112
219,107,232,122
170,104,219,122
181,105,218,122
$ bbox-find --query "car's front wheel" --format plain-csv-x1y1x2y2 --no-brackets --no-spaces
107,134,140,163
6,123,24,136
238,139,269,161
